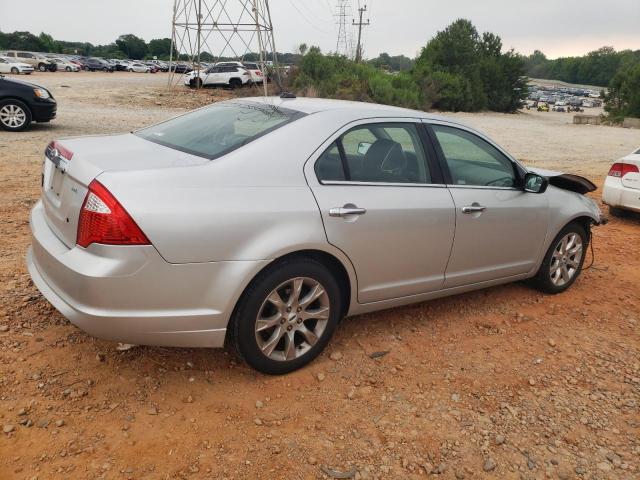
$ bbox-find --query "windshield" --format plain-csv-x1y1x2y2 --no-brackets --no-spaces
135,101,305,160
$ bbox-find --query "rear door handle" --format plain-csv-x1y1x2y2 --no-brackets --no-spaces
329,206,367,217
462,204,487,214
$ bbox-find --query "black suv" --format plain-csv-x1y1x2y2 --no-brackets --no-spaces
0,76,56,131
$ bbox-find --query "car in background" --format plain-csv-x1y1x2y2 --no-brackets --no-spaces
169,63,193,74
143,62,159,73
49,57,80,72
0,75,56,131
26,97,604,374
185,65,251,89
3,51,57,72
128,62,151,73
83,58,115,72
602,148,640,216
552,105,566,112
112,60,133,71
216,61,264,84
149,60,169,72
0,56,34,75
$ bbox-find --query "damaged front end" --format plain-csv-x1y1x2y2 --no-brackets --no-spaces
529,168,607,225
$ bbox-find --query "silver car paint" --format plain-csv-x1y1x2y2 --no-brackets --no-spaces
27,97,602,348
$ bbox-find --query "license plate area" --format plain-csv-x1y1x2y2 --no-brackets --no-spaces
43,157,69,208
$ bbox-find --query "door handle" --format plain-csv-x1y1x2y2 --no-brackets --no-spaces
329,206,367,217
462,204,487,214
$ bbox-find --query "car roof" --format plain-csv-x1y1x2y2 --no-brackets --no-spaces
238,96,456,123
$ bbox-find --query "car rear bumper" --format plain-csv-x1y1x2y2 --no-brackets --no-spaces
602,177,640,213
27,200,269,348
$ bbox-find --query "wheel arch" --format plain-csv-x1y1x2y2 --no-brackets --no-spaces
225,247,356,344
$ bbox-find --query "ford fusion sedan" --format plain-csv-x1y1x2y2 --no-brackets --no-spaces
27,98,603,374
602,147,640,215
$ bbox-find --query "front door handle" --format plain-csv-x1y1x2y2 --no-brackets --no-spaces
329,206,367,217
462,204,487,214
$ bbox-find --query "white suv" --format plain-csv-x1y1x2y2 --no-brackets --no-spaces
215,61,264,84
184,65,251,89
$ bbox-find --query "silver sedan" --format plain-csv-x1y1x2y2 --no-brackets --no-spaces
27,97,604,374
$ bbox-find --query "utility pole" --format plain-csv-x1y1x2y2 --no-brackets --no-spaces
353,4,369,63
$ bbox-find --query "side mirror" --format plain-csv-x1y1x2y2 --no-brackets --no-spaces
357,142,372,155
524,173,548,194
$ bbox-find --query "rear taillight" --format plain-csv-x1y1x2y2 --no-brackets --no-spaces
45,140,74,161
77,180,149,248
608,162,639,178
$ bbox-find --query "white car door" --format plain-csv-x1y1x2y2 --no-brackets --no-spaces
426,122,549,288
306,119,456,304
0,59,9,73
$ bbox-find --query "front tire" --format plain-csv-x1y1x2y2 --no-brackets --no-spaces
0,99,32,132
10,67,19,74
232,258,342,375
531,222,588,294
38,63,47,72
65,66,71,72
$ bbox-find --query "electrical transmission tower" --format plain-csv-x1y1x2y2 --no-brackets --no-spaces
353,3,370,62
335,0,351,58
169,0,279,94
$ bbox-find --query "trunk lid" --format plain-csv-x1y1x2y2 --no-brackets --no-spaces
41,133,208,248
620,154,640,190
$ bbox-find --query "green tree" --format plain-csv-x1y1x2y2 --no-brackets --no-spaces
605,63,640,120
115,34,148,59
148,38,174,59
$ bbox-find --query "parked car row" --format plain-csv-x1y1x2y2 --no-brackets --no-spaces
526,85,603,109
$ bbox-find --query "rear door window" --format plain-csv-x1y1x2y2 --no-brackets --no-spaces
315,123,432,184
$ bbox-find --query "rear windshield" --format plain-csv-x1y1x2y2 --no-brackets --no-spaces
135,101,305,160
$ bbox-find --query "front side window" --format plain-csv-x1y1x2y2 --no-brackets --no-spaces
432,125,517,188
136,101,305,160
18,52,33,58
315,123,432,184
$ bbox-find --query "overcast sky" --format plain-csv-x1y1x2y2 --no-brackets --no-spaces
1,0,638,59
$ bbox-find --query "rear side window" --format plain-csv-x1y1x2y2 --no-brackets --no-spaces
135,102,306,160
315,123,432,184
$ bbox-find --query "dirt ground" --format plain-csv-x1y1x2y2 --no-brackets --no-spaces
1,72,639,480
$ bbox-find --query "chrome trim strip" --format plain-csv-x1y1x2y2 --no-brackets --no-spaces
445,185,521,191
320,181,447,188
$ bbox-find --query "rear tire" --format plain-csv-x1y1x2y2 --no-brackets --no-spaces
530,222,588,294
38,63,47,72
229,78,242,89
232,258,342,375
0,99,32,132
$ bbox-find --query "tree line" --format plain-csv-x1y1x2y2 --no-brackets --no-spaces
293,20,528,113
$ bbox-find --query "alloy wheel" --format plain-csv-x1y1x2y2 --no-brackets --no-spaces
549,233,583,287
0,104,27,129
255,277,330,362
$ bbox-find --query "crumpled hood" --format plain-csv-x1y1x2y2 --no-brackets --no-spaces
528,167,597,195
